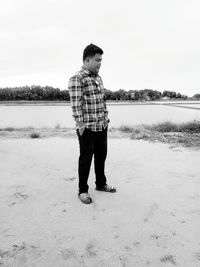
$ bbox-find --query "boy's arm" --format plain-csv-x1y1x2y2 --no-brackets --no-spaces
68,75,84,129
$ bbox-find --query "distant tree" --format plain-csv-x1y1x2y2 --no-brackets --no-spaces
60,90,70,101
193,93,200,99
163,90,175,99
147,89,162,100
176,92,182,99
105,89,114,100
127,90,141,101
114,90,121,100
117,89,129,100
163,90,171,98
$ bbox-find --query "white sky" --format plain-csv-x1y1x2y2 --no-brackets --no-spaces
0,0,200,96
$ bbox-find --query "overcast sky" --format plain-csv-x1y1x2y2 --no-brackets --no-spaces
1,0,200,96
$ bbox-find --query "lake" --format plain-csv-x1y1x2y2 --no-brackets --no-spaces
0,102,200,128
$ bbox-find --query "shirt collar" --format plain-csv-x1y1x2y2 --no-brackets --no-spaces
81,66,98,78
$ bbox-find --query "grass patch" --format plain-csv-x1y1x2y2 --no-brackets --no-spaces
0,127,34,132
180,121,200,133
119,125,143,134
4,127,15,132
119,120,200,134
1,121,200,147
149,121,179,132
0,127,75,139
149,120,200,133
118,120,200,147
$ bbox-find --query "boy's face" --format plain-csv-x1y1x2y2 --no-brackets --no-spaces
85,53,102,74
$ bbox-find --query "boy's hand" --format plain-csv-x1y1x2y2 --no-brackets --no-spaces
76,122,85,136
78,126,85,136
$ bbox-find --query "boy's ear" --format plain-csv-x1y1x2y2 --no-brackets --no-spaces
85,56,91,63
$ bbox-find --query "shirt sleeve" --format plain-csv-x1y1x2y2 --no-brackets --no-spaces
68,75,83,122
99,76,109,117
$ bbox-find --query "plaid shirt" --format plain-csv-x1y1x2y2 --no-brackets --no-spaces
68,67,109,132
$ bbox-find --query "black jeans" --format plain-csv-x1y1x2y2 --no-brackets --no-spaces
76,127,107,194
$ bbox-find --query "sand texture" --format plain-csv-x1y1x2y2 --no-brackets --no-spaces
0,137,200,266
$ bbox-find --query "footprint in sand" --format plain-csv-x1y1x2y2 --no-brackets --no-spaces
119,255,129,266
13,192,29,200
193,252,200,261
8,201,16,207
160,255,177,265
60,248,77,260
0,242,42,266
85,240,99,258
124,245,132,252
8,191,29,207
53,201,68,213
144,203,159,223
133,241,141,246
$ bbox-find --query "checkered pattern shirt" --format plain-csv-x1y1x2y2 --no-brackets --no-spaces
68,67,109,132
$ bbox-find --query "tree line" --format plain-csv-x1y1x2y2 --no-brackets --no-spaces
105,89,188,101
0,86,70,101
0,85,190,101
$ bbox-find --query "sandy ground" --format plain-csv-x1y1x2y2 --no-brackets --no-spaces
0,136,200,267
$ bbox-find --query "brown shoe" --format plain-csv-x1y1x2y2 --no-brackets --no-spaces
78,193,92,204
96,185,117,193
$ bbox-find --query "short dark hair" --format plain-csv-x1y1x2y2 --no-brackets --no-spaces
83,43,103,61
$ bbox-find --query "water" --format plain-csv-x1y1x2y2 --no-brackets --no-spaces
0,103,200,128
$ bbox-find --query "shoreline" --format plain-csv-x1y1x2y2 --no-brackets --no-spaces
1,100,200,106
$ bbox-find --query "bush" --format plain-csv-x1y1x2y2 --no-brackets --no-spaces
30,132,40,138
3,127,15,132
150,121,179,132
180,121,200,133
119,120,200,134
119,125,134,133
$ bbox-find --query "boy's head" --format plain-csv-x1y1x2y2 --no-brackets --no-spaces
83,43,103,75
